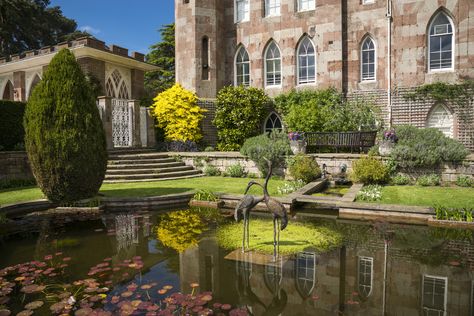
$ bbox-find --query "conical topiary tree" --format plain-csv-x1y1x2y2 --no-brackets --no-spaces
24,49,107,203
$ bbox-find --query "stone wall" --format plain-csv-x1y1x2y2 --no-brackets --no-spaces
177,151,474,182
0,151,33,181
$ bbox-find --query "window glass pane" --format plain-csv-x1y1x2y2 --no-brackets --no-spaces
441,35,451,50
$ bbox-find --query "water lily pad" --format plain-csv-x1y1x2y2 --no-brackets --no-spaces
163,285,173,290
16,311,33,316
0,309,11,316
121,291,134,298
25,301,44,310
50,301,67,313
140,284,152,290
75,307,93,316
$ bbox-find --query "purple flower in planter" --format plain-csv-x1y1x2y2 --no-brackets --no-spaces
383,130,398,143
288,132,304,141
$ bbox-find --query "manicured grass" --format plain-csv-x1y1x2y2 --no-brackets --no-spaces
0,177,286,206
368,185,474,208
216,218,343,255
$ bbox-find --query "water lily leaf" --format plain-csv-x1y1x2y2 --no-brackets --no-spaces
24,300,44,310
16,311,33,316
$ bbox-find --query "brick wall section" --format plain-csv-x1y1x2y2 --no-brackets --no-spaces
77,58,106,95
130,69,145,100
0,152,33,181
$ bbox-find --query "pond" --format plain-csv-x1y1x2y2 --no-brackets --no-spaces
0,208,473,315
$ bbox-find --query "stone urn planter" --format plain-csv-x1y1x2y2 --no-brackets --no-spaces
290,140,307,155
378,140,395,156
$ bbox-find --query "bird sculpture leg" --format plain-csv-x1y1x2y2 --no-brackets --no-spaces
246,216,250,251
277,218,280,257
273,217,277,259
242,216,246,253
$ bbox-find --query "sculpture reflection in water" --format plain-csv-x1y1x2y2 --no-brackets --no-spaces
235,253,288,315
234,158,288,258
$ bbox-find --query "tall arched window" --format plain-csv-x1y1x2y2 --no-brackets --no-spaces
106,69,129,99
361,37,376,81
265,41,281,87
2,80,13,100
235,46,250,87
295,252,316,299
358,256,373,298
264,112,283,133
426,104,454,138
28,74,42,99
297,37,316,85
429,12,454,71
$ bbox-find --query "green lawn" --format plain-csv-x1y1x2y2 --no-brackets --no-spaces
0,177,286,206
373,185,474,208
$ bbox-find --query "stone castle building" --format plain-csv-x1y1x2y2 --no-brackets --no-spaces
0,37,158,149
175,0,474,150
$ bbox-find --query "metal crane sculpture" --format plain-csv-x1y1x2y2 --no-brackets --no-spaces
234,158,288,258
234,179,266,252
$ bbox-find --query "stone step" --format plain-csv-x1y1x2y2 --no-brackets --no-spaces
108,152,169,160
104,169,202,181
108,158,177,165
108,148,156,155
107,162,185,169
103,173,204,184
106,165,194,175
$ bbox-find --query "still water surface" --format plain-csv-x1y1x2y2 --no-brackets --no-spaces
0,209,472,315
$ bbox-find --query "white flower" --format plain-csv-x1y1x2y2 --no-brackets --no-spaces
67,296,76,305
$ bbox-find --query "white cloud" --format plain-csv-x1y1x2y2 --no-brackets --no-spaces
79,25,101,35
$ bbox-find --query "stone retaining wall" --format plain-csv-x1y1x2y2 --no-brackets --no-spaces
0,151,33,181
177,152,474,182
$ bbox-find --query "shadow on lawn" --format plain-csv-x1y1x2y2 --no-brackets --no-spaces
99,187,193,198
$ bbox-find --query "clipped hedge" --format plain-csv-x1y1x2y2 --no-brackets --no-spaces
0,100,26,150
214,86,269,151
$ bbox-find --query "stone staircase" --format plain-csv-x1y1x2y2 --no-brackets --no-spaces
104,149,202,183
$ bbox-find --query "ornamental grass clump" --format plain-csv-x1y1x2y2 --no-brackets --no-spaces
24,49,107,203
151,83,206,142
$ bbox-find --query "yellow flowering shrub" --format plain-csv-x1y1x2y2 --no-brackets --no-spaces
151,83,206,142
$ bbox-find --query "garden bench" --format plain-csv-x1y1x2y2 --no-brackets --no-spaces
305,131,377,153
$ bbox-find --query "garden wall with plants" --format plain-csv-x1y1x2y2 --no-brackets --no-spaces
177,151,474,182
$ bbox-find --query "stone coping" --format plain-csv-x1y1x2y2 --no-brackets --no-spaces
0,192,196,216
2,150,473,162
168,151,474,163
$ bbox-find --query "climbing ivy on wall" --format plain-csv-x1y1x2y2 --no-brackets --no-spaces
405,80,474,147
405,80,474,108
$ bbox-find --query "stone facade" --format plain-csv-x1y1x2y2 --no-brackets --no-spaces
0,37,158,149
175,0,474,150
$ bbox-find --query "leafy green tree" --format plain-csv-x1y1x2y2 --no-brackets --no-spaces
24,49,107,203
0,0,88,58
214,86,270,151
145,23,175,97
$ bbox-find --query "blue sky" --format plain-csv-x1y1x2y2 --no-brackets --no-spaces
50,0,175,55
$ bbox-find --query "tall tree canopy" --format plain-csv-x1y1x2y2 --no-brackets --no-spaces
0,0,88,58
145,23,175,97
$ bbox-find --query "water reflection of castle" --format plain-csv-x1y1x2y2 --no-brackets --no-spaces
179,233,473,315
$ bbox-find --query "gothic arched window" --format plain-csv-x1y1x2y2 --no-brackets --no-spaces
429,12,454,71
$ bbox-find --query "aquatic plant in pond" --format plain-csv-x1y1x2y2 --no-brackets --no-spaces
0,252,246,315
217,218,344,254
